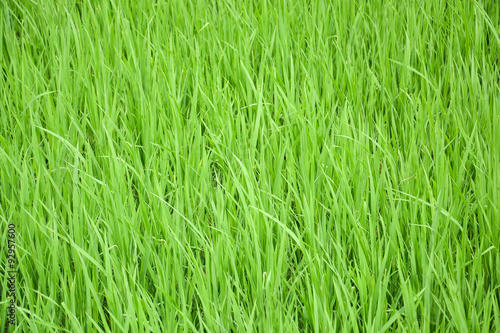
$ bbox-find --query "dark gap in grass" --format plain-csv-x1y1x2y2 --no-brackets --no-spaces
287,246,303,285
297,303,312,332
124,169,140,211
74,1,83,20
1,65,7,88
163,190,174,215
191,291,204,332
210,161,225,188
82,132,98,162
136,137,147,171
289,198,302,232
100,294,112,331
195,245,206,274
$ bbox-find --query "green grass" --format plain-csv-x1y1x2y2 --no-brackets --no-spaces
1,0,500,331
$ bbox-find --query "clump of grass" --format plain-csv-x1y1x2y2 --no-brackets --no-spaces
1,0,499,331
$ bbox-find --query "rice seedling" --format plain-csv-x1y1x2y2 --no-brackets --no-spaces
1,0,499,331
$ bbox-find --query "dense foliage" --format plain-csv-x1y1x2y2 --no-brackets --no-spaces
1,0,499,331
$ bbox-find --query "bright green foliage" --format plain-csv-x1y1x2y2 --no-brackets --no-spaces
1,0,499,332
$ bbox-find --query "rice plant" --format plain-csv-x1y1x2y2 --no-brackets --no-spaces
1,0,499,331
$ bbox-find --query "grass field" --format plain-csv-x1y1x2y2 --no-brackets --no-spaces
1,0,500,331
